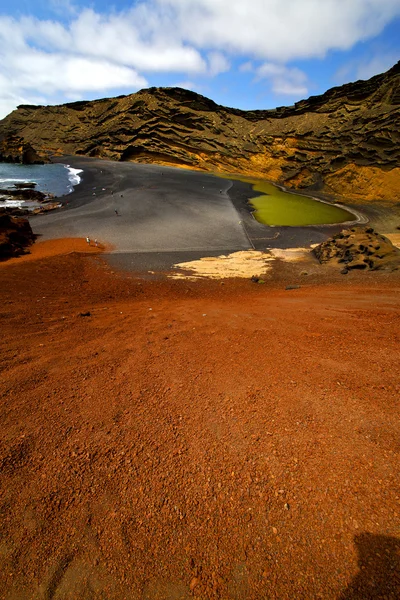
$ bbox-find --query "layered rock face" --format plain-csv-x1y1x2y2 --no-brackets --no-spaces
0,62,399,202
0,132,47,164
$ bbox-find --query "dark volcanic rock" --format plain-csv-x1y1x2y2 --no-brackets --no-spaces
0,62,399,202
14,182,36,189
0,213,35,259
0,188,47,202
0,133,48,164
314,227,400,271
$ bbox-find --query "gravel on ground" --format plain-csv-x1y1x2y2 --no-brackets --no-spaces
1,246,399,599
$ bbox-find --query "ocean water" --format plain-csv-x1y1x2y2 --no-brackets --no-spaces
0,163,82,207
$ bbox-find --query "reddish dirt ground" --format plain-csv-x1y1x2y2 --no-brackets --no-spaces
1,244,399,599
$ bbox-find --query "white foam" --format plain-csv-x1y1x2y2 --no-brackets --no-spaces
64,165,83,192
0,178,38,184
0,199,25,208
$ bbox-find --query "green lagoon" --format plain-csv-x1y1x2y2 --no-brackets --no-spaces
242,178,354,227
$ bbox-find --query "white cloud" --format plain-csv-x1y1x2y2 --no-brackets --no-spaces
256,63,309,96
161,0,400,61
207,52,230,76
5,46,147,95
20,10,207,74
0,0,399,117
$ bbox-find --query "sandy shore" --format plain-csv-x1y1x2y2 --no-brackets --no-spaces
25,156,399,275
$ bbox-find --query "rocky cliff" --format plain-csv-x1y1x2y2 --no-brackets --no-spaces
0,62,399,203
0,213,35,259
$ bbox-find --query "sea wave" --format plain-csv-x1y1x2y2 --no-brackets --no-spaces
0,178,38,184
64,165,83,192
0,199,25,208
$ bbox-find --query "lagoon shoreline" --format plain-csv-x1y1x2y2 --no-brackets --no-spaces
26,155,399,273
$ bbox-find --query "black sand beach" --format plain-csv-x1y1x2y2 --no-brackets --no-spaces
29,156,397,273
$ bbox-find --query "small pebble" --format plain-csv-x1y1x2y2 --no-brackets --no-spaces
190,577,200,590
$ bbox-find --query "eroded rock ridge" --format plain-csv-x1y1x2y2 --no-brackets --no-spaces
0,62,399,202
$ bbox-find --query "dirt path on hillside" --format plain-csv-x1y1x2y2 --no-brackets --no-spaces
1,250,399,599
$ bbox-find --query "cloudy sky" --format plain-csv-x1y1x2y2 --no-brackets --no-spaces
0,0,399,118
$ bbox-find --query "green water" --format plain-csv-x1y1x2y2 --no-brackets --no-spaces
240,178,354,226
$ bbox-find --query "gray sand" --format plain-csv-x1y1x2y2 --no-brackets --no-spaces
31,156,364,272
33,159,251,253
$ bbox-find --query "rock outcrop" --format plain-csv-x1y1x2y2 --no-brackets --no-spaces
314,227,400,271
0,183,60,217
0,187,48,202
0,62,399,201
0,133,47,164
0,213,35,259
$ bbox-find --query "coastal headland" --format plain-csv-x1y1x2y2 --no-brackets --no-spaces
1,61,399,204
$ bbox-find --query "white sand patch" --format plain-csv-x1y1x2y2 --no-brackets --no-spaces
170,250,274,279
269,247,311,261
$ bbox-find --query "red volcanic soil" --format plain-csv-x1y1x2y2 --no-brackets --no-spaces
1,243,399,599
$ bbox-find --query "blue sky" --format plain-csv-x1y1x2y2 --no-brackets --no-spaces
0,0,399,118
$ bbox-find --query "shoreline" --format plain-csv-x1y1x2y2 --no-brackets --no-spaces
21,155,400,274
219,172,368,228
0,162,82,211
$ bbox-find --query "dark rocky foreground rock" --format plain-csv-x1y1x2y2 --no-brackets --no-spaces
0,62,399,202
0,181,60,217
0,213,35,259
314,227,400,272
0,183,59,216
0,187,48,202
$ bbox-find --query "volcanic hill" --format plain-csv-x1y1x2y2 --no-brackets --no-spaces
1,62,399,203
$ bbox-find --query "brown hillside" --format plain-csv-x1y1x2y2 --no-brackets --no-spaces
0,62,399,202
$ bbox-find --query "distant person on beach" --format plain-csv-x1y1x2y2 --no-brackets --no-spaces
86,237,90,245
115,209,119,215
94,239,98,247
